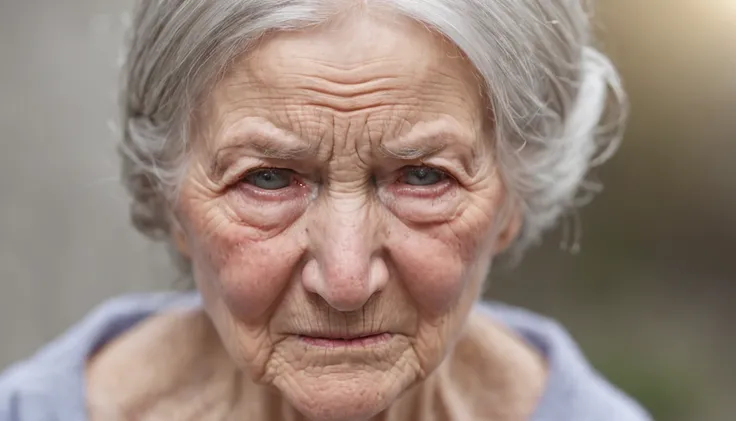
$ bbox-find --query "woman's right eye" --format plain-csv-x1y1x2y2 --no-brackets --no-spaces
242,169,294,190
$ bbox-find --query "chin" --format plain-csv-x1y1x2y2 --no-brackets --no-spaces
279,372,411,421
263,334,420,420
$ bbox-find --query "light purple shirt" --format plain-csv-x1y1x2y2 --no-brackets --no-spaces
0,292,652,420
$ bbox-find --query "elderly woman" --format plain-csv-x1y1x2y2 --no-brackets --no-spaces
1,1,651,420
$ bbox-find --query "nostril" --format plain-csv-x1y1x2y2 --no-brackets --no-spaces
368,256,389,294
301,259,322,296
300,257,379,312
302,213,386,311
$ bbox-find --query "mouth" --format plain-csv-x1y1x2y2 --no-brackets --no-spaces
298,332,393,348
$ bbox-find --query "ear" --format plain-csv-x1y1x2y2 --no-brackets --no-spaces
494,206,523,255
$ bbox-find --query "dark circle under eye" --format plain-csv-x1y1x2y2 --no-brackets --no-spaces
244,169,293,190
401,166,446,186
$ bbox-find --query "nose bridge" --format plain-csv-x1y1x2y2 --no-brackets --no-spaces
305,193,385,311
319,195,373,281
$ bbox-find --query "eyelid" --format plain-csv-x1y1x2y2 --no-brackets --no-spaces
217,155,313,188
217,159,264,188
242,167,292,181
244,167,292,176
404,164,454,182
415,160,473,187
241,167,301,188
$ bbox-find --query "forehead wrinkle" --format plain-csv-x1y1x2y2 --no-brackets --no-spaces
202,15,486,177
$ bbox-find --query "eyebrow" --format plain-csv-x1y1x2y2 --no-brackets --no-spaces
378,127,478,175
209,119,478,181
377,138,448,161
210,128,315,182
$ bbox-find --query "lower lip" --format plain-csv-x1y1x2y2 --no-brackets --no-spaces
299,333,392,348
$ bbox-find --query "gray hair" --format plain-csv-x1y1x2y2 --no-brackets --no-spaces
120,0,626,267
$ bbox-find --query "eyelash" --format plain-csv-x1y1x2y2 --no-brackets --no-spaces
236,166,456,196
236,168,308,201
391,166,455,197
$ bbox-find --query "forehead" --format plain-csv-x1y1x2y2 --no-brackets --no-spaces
247,11,476,87
200,11,487,155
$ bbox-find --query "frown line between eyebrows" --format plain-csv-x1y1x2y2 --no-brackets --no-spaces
207,118,480,183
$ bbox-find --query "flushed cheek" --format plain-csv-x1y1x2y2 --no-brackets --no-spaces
386,226,477,317
190,222,304,321
388,210,491,318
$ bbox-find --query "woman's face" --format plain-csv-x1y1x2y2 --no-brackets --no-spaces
174,11,518,421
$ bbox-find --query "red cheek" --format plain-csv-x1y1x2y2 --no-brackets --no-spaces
193,226,303,321
386,226,477,317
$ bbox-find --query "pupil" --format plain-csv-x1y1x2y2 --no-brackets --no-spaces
404,167,442,186
245,169,292,190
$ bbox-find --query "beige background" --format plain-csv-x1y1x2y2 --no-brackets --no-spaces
1,1,734,420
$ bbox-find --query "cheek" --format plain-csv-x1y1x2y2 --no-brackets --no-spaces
386,216,491,317
188,219,304,322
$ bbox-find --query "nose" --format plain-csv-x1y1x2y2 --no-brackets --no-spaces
302,200,388,312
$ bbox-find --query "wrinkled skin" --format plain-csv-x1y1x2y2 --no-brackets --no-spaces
87,9,545,421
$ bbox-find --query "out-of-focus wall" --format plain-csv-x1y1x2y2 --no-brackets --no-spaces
0,2,733,421
0,0,170,362
492,2,736,420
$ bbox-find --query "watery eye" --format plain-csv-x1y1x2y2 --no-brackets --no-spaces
399,166,447,186
243,169,293,190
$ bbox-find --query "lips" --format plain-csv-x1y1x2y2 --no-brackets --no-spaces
298,332,392,348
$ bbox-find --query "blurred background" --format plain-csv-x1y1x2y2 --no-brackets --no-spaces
0,1,733,420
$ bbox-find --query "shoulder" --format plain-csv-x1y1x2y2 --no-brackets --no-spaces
0,292,201,421
86,307,240,421
86,308,219,416
438,311,548,420
476,302,653,421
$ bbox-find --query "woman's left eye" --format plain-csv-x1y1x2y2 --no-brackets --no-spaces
243,168,294,190
399,166,448,186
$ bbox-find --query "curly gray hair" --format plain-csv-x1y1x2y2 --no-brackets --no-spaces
120,0,626,270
